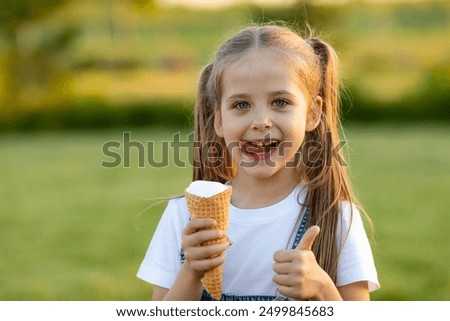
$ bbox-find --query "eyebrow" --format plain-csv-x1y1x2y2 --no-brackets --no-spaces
225,90,295,101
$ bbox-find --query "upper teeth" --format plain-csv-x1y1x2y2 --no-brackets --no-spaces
252,141,276,147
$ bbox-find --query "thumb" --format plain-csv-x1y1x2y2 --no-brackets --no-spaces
296,225,320,251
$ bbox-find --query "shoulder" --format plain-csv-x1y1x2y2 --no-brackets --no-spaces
158,196,190,227
335,201,372,251
166,195,189,212
338,201,365,233
339,201,358,220
335,201,380,291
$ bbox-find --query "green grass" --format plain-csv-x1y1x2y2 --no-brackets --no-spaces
0,124,449,300
344,123,450,300
0,127,192,300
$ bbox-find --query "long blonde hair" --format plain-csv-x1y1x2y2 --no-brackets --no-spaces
193,25,361,282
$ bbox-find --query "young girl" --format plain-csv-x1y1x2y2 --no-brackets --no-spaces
137,25,379,301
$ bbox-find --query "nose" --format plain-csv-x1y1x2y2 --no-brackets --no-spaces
251,109,272,131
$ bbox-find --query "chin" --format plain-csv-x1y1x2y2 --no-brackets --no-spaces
239,162,293,181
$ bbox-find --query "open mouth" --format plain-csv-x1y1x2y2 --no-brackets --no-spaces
239,139,280,161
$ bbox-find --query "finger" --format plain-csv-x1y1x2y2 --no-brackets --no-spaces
296,225,320,251
273,274,294,287
273,262,292,275
183,229,226,248
184,218,216,235
188,251,226,272
277,285,297,299
278,284,312,301
273,249,297,263
186,240,230,260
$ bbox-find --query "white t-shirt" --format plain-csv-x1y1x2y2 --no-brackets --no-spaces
137,185,379,300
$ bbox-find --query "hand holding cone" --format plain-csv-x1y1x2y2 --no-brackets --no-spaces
185,180,232,300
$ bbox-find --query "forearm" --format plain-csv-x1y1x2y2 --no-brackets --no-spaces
315,276,343,301
161,263,204,300
316,276,370,301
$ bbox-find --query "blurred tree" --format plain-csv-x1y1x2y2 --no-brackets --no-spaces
0,0,68,35
128,0,156,10
0,0,73,115
248,1,345,35
0,0,157,116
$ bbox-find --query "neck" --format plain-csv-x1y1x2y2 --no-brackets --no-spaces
230,168,299,209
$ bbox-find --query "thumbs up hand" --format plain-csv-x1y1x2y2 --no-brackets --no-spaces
273,226,331,300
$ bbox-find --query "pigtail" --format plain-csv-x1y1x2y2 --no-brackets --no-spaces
301,38,351,283
193,64,235,183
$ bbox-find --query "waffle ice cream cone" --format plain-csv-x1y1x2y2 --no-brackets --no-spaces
185,180,232,300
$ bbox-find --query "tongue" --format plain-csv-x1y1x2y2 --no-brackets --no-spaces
241,141,268,155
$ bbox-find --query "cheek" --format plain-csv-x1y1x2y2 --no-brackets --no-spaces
284,126,306,155
224,137,240,156
285,115,306,139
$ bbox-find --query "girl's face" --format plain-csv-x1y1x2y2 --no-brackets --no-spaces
215,48,321,182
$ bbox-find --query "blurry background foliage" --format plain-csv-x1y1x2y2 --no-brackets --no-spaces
0,0,448,130
0,0,449,301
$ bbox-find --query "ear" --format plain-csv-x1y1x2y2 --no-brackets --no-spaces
214,109,224,137
305,96,323,132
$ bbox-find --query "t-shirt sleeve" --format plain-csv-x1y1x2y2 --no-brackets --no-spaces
336,202,380,292
136,197,189,289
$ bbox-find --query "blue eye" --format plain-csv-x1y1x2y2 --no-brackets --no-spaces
273,99,288,108
234,101,250,110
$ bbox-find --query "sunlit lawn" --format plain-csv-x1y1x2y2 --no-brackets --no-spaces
344,123,450,300
0,123,449,300
0,128,193,300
